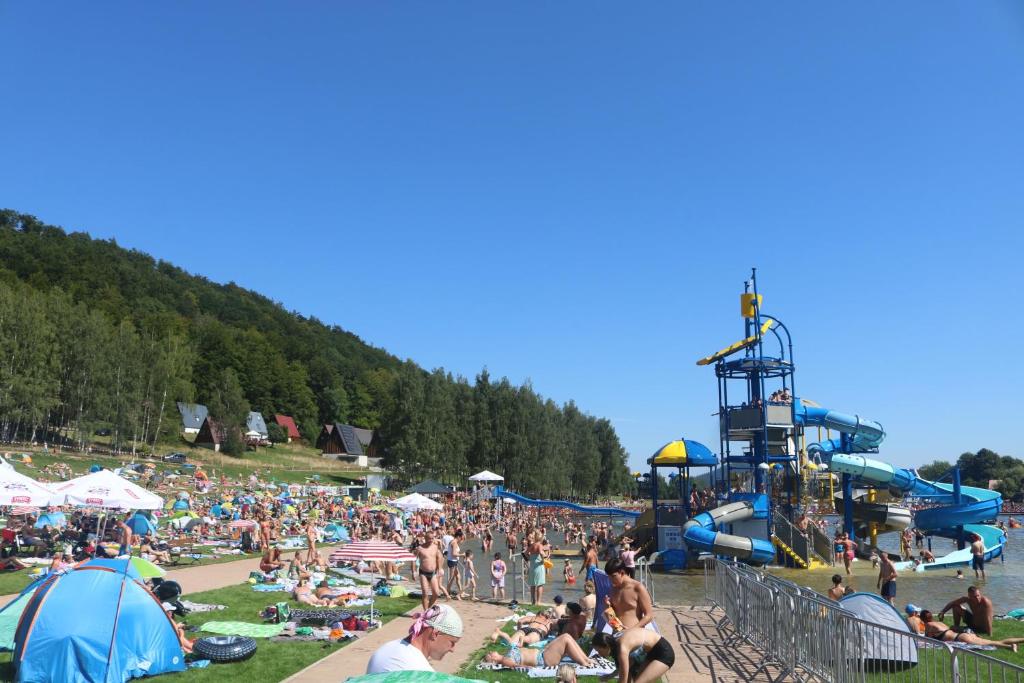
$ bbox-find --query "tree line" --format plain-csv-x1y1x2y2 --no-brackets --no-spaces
918,448,1023,501
0,210,633,496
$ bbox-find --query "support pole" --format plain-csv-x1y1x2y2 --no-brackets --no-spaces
953,466,965,550
842,473,855,543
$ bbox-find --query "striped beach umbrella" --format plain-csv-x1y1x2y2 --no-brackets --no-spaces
11,506,39,516
329,540,415,564
228,519,258,529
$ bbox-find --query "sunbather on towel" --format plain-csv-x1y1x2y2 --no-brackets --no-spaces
315,580,350,606
293,577,331,606
484,633,596,669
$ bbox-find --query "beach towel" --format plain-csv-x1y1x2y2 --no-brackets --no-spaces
200,621,287,638
180,600,226,613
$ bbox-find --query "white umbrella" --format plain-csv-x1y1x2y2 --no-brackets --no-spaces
0,468,56,508
50,469,164,510
468,470,504,482
392,492,443,512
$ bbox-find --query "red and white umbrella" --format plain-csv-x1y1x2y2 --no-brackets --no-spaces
10,506,39,516
0,465,55,508
329,540,415,564
228,519,258,529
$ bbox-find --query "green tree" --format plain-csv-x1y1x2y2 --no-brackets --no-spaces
207,368,249,456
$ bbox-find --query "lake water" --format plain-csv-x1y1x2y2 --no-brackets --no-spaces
461,517,1024,614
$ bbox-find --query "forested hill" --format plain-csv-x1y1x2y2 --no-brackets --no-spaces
0,210,633,497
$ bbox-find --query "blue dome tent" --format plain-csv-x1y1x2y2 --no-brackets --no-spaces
12,562,185,682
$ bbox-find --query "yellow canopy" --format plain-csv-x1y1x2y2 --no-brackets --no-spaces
652,440,688,465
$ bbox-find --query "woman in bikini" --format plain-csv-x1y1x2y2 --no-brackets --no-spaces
484,632,595,669
491,611,554,646
922,611,1024,651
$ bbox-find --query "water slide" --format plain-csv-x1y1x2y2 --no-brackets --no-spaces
682,494,777,564
493,487,642,518
830,453,1006,572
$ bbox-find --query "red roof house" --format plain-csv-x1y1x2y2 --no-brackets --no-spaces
274,414,301,442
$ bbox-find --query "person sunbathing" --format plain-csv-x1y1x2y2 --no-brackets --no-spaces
491,612,554,646
484,633,595,669
921,611,1024,651
0,556,29,571
292,577,331,606
314,580,350,606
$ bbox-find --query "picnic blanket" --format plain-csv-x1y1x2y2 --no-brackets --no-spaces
200,621,287,638
180,600,226,613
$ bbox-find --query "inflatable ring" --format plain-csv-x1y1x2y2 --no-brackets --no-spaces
193,635,257,663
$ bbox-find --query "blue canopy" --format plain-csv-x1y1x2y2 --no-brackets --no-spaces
34,512,66,529
13,563,185,681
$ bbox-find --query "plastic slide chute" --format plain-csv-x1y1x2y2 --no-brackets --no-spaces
493,487,641,518
830,453,1006,571
682,495,776,565
794,400,885,454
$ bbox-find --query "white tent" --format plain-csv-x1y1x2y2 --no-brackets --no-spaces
50,469,164,510
0,466,56,507
468,470,504,482
392,492,443,512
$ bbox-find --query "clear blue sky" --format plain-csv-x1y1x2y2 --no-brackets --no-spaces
3,3,1023,471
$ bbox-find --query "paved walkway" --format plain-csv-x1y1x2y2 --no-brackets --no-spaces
652,605,787,682
284,599,510,682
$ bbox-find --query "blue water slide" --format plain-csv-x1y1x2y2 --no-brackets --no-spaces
682,494,776,565
830,453,1006,570
794,400,885,454
494,487,642,518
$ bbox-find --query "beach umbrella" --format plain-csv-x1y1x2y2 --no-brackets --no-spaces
329,540,415,564
392,493,443,512
126,513,157,536
468,470,504,483
34,511,67,528
168,516,202,531
10,506,39,516
127,556,166,578
228,519,258,529
50,469,164,510
0,468,56,508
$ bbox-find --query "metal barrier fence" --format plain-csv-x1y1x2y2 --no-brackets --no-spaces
704,557,1024,683
810,523,836,566
773,510,812,565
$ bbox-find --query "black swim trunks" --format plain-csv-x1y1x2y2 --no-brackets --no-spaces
447,559,458,569
881,580,897,598
972,555,985,571
646,637,675,667
420,570,436,580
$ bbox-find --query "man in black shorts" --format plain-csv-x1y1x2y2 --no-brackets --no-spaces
592,628,675,683
970,534,986,580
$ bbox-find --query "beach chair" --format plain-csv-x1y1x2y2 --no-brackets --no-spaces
168,537,201,566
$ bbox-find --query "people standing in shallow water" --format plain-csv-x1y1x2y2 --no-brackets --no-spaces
527,530,547,604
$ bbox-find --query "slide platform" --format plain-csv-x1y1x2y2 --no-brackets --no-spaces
682,494,776,565
830,453,1006,572
494,487,642,518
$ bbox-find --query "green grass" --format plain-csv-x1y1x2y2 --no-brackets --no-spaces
864,618,1024,682
0,580,420,683
162,583,421,682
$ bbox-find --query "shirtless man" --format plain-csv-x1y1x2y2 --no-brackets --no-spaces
938,586,994,635
921,611,1024,651
827,574,845,601
580,540,599,583
415,531,445,611
970,534,986,580
605,558,654,629
446,530,463,600
592,627,675,683
876,551,898,606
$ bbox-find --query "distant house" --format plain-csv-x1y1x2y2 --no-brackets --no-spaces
353,427,374,451
274,414,301,443
194,417,227,451
317,423,368,467
245,412,269,441
177,402,208,435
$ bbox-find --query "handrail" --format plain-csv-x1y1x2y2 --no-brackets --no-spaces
772,510,812,566
703,557,1024,682
808,522,835,566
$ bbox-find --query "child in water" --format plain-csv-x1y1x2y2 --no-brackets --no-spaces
564,560,576,585
463,549,478,600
